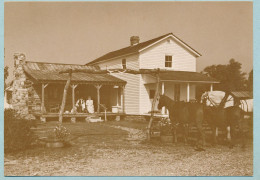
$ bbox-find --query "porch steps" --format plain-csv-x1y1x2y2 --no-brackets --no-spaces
85,116,104,123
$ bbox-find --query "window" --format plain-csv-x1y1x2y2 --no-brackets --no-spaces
165,55,172,68
122,59,126,69
150,90,155,99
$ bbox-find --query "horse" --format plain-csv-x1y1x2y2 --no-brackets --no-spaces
157,94,205,147
201,91,246,148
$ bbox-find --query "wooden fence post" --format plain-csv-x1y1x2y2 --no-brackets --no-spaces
59,69,72,123
147,69,160,140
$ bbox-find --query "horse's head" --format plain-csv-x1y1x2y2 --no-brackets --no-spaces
200,91,213,107
157,94,164,110
200,92,208,105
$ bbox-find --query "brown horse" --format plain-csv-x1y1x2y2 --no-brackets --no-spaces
201,93,246,148
157,95,205,147
203,105,245,148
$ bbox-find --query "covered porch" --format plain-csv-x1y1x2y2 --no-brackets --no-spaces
141,70,219,115
23,61,127,122
36,82,126,122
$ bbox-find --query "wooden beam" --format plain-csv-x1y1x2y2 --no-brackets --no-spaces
71,84,78,114
59,68,171,75
161,82,165,114
59,69,72,123
122,85,125,113
41,83,47,114
187,83,190,102
95,85,102,113
210,83,213,92
147,70,161,140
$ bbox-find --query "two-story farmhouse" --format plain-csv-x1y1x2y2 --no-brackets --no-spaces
87,33,218,115
8,33,218,121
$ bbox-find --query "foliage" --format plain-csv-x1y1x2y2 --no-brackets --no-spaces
4,109,36,153
159,118,173,136
247,69,253,91
4,66,9,88
201,59,247,91
53,124,70,142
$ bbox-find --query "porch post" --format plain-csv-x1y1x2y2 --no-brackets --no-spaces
187,83,190,102
161,82,165,114
71,84,78,114
120,86,123,111
95,84,102,113
41,83,48,114
116,87,119,106
122,85,125,113
210,83,213,92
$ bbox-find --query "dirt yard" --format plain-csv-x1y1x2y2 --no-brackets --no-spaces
4,120,253,176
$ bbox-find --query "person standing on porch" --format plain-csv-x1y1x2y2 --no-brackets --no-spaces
86,96,94,113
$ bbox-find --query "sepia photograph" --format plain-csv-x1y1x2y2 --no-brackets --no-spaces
4,1,253,177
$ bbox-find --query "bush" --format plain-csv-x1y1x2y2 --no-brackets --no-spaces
159,118,173,136
4,109,36,153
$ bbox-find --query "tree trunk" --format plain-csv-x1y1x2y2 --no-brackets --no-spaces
59,70,72,123
147,71,161,140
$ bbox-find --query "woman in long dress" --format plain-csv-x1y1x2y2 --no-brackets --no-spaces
86,96,94,113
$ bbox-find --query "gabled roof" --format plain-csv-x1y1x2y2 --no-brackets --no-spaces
23,61,126,85
157,70,219,83
87,33,202,65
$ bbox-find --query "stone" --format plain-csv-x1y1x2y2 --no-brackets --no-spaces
71,117,76,123
40,117,46,123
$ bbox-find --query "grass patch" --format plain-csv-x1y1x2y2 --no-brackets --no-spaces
4,120,253,176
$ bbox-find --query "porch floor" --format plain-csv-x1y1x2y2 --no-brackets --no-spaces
33,112,125,118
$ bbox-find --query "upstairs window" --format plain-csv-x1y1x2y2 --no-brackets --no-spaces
122,59,126,69
165,55,172,68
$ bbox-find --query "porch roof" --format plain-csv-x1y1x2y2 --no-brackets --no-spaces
23,61,126,85
230,91,253,99
158,71,219,83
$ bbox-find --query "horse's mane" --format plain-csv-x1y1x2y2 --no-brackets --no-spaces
160,94,175,106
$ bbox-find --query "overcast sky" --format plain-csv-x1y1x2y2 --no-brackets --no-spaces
4,1,253,81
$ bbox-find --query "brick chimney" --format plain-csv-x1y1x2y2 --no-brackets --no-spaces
130,36,140,46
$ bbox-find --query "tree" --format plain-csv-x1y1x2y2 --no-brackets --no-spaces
202,59,247,91
4,66,9,88
247,69,253,91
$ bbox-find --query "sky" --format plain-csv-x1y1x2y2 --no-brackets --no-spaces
4,1,253,82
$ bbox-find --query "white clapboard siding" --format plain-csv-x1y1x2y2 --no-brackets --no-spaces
139,37,196,72
140,78,153,114
96,54,140,114
139,74,158,114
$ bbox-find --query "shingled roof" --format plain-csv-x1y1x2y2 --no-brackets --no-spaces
87,33,201,65
158,71,219,83
23,61,126,85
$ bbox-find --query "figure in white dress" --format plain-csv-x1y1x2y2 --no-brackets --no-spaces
86,96,94,113
76,97,85,112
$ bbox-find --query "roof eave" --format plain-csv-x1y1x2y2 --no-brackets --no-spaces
86,51,139,66
160,80,219,83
